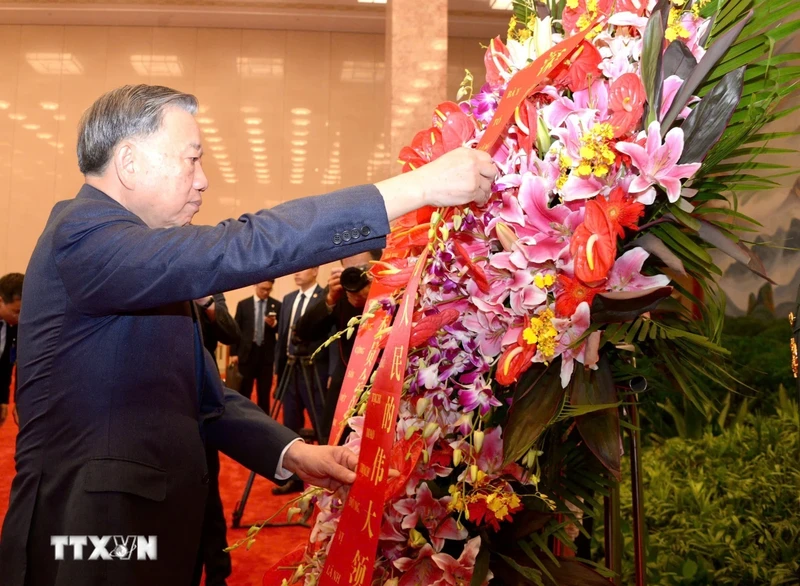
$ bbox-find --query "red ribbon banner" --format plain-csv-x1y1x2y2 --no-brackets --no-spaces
318,248,428,586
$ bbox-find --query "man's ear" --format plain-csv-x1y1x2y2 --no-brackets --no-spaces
113,141,137,191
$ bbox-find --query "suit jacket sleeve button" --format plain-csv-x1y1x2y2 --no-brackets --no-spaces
351,227,360,239
342,229,351,242
201,473,210,484
333,233,342,245
361,226,371,237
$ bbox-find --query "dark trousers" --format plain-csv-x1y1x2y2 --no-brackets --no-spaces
281,359,326,439
239,344,274,414
192,446,231,586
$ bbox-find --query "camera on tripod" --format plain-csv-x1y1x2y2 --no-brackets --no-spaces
339,265,371,293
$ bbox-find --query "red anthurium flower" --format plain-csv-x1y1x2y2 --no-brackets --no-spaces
495,329,537,386
452,241,491,294
595,186,645,238
409,309,461,348
570,199,616,286
484,37,513,90
608,73,646,137
397,127,446,173
514,99,538,156
556,274,605,317
552,41,603,93
369,258,417,290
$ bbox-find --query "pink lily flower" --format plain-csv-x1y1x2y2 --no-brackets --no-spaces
615,120,701,204
430,537,493,586
553,301,592,387
393,543,444,584
660,75,697,121
393,483,467,551
607,247,672,291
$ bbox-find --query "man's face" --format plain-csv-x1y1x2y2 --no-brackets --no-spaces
126,107,208,229
293,268,318,289
341,252,374,270
0,297,21,326
255,281,274,300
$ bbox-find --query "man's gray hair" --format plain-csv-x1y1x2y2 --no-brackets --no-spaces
77,84,198,176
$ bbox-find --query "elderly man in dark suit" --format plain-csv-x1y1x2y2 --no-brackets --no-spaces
231,279,281,414
0,84,496,586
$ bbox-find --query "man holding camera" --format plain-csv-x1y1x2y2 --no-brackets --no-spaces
295,250,379,445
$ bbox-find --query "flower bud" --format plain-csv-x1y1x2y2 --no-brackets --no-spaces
453,448,463,467
405,424,419,440
358,401,367,416
495,222,519,252
422,449,430,464
536,114,552,155
385,580,399,586
422,421,439,439
439,224,450,241
416,397,430,417
287,507,301,520
453,214,463,231
469,464,479,483
409,528,427,548
473,430,485,454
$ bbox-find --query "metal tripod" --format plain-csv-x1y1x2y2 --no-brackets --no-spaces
231,354,327,528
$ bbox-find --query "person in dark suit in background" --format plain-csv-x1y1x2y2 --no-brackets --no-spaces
272,267,328,495
0,272,23,428
231,280,280,414
295,250,380,444
0,84,495,586
193,292,240,586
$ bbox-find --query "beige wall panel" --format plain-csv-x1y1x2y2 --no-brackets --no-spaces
0,26,21,271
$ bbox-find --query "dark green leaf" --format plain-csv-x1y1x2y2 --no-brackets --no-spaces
662,40,697,81
632,233,686,275
667,205,702,231
656,223,714,264
537,556,616,586
571,358,621,480
498,553,545,586
591,287,674,324
642,11,665,125
503,365,565,466
696,219,774,282
679,67,746,164
662,12,752,129
470,536,491,586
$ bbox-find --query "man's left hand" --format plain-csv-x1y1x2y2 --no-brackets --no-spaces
282,441,357,490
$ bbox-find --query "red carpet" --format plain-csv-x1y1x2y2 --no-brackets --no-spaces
0,400,310,586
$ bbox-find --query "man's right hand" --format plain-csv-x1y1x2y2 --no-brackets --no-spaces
327,267,344,307
375,147,496,221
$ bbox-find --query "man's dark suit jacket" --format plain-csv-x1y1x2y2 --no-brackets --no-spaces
232,295,281,377
0,183,389,586
275,285,329,382
198,293,241,357
0,322,16,405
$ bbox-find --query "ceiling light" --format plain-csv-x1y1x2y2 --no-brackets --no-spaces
196,117,214,125
412,78,432,89
36,133,53,139
240,106,259,114
244,117,262,125
236,57,284,79
246,129,264,135
215,153,229,160
26,53,83,75
9,113,26,121
291,157,306,163
22,123,40,130
292,119,311,126
251,147,266,153
401,94,422,105
209,145,225,152
206,137,222,143
291,140,307,146
203,128,218,134
329,157,340,164
291,107,311,116
292,130,310,137
249,138,266,144
289,179,303,185
130,55,184,77
53,114,66,121
253,154,268,160
291,149,306,155
0,102,9,110
39,102,58,110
